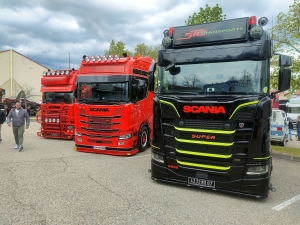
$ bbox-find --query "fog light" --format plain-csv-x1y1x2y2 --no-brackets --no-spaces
152,153,164,163
247,165,269,175
77,137,82,142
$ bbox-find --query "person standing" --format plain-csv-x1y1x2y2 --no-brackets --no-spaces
297,116,300,141
288,118,294,141
6,102,30,151
0,109,6,142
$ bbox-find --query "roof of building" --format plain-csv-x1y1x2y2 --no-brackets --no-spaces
0,49,50,70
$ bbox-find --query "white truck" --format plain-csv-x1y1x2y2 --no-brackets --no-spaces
286,96,300,137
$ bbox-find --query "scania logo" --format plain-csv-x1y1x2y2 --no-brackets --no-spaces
48,106,60,109
192,134,216,140
183,106,226,114
89,108,109,112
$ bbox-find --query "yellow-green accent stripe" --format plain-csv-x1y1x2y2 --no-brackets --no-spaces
253,156,271,160
176,149,232,158
159,100,180,117
151,144,160,149
229,100,259,119
177,160,230,171
175,126,235,134
175,137,233,146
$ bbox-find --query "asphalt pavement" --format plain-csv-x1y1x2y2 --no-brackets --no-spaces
0,121,299,225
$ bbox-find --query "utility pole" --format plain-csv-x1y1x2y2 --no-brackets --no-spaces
68,53,70,69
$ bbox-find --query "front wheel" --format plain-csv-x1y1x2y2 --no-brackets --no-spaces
138,125,149,152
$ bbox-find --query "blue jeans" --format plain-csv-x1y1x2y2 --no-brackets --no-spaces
289,129,293,140
297,128,300,140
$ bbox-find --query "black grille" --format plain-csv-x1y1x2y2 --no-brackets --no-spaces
176,142,232,155
184,120,235,130
177,156,231,167
231,108,255,121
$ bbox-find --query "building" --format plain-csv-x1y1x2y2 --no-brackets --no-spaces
0,49,49,102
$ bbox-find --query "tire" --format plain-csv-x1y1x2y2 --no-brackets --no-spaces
279,138,286,147
138,125,149,152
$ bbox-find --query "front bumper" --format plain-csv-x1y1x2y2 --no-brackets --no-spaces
151,161,270,198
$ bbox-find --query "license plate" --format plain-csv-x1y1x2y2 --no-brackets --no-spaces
188,177,215,188
93,146,106,150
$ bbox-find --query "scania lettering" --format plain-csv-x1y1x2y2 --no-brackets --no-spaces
151,16,292,198
74,54,155,156
36,69,78,139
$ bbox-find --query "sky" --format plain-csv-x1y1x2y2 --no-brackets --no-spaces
0,0,295,70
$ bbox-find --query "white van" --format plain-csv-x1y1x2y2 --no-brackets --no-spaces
270,109,289,146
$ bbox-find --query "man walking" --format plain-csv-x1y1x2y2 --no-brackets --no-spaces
6,101,30,151
0,109,6,142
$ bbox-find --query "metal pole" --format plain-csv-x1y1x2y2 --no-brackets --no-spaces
68,53,70,69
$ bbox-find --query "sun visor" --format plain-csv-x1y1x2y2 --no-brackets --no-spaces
40,85,75,92
158,40,272,66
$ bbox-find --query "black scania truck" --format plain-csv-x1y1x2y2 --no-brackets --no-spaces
150,16,292,198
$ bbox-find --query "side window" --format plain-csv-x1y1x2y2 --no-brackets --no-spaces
131,78,148,102
137,78,148,100
131,78,139,102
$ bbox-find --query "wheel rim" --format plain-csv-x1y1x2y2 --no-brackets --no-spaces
141,130,148,147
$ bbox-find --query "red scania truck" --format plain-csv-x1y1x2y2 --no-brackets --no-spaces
74,54,155,156
36,69,78,139
151,16,292,198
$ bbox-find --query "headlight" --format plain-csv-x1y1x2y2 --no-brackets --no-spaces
57,119,60,123
119,133,132,140
75,131,82,136
67,126,74,129
249,25,263,39
162,36,172,48
246,165,269,175
45,118,48,122
152,153,164,163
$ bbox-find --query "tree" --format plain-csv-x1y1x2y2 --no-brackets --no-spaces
185,4,226,25
270,0,300,94
134,43,160,61
104,40,132,56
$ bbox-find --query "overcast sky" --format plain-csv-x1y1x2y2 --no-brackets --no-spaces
0,0,295,70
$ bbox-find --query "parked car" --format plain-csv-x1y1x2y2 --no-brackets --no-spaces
270,109,289,146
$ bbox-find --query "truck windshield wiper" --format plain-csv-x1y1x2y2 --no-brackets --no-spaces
160,92,198,95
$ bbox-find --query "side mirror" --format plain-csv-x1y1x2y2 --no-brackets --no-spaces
279,54,292,67
278,68,291,92
148,73,154,92
169,66,181,75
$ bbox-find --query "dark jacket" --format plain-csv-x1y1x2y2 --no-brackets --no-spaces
6,108,30,127
288,120,294,130
0,110,5,124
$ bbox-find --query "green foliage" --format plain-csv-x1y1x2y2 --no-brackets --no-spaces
270,0,300,94
185,4,226,25
134,43,160,61
16,90,25,100
104,40,132,56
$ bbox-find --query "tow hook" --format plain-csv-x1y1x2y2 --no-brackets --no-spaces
269,183,276,192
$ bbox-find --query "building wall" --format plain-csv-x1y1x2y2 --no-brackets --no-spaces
0,49,49,102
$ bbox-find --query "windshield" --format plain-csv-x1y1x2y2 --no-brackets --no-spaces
156,60,269,95
43,92,74,103
288,107,300,114
77,82,129,103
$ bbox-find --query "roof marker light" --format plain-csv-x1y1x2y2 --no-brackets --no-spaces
249,16,257,27
60,71,65,75
43,71,46,76
55,71,60,75
114,55,119,60
108,55,113,60
65,70,70,75
96,55,101,61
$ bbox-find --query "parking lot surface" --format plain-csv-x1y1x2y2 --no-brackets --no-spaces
0,122,299,225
